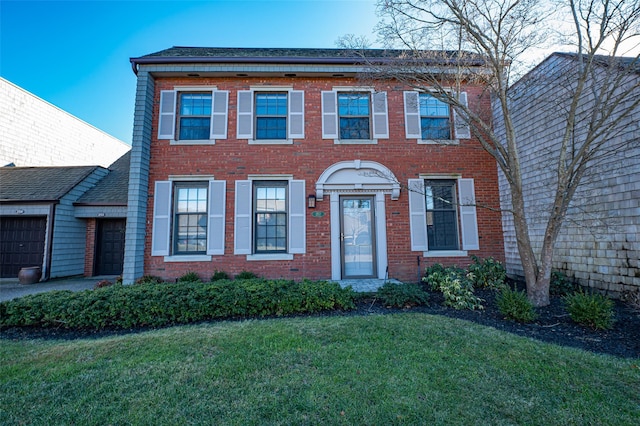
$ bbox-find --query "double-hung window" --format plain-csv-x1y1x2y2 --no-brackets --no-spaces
321,89,389,143
408,177,479,255
404,91,470,142
254,181,287,253
158,88,229,144
234,179,306,258
151,179,226,259
338,93,371,139
237,89,304,143
173,183,209,254
420,94,451,140
424,180,458,250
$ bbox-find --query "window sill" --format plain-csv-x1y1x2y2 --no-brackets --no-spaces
248,139,293,145
170,139,216,145
423,250,467,258
247,253,294,261
417,139,459,145
163,254,212,262
333,139,378,145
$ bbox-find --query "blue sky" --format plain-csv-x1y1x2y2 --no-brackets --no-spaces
1,0,379,144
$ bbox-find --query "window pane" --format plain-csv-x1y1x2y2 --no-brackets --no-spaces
421,118,451,139
256,117,286,139
338,93,370,115
339,117,370,139
179,117,210,140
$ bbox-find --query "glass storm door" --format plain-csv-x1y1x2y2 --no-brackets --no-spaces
340,196,376,278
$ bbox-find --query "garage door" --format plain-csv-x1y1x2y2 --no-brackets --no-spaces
0,216,47,278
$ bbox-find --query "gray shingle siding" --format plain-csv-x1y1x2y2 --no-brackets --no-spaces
123,71,155,284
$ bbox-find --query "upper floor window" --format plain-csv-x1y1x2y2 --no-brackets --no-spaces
420,94,451,140
321,89,388,143
158,89,229,144
338,93,370,139
404,91,470,142
255,93,287,140
178,93,212,140
237,89,304,143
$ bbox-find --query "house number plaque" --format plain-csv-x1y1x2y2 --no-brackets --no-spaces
311,211,325,217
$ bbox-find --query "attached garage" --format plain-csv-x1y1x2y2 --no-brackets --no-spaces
0,216,47,278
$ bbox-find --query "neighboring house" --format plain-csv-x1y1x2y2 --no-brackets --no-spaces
123,47,505,284
0,153,130,280
495,53,639,297
0,77,130,167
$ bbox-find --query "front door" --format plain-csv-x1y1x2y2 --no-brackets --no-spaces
340,196,376,278
95,219,126,276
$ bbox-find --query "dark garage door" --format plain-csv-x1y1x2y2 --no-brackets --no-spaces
95,219,126,276
0,216,47,278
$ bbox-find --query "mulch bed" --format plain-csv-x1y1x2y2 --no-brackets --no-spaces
353,288,640,359
2,288,639,359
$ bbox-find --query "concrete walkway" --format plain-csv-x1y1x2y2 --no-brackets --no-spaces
0,276,402,303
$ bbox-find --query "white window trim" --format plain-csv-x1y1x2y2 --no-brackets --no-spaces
151,177,225,258
405,89,466,144
160,86,228,145
325,87,387,143
234,175,305,259
238,87,302,144
408,175,478,254
163,255,212,262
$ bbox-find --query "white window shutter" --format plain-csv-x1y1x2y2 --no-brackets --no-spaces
404,91,422,139
321,91,338,139
151,181,172,256
288,180,306,254
158,91,176,139
458,178,479,250
234,180,252,254
408,179,429,251
207,180,226,255
236,90,253,139
288,90,305,139
454,92,471,139
371,91,389,139
210,91,229,139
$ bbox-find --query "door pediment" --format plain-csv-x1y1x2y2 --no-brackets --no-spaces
315,160,400,200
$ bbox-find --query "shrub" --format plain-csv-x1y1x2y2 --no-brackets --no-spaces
235,270,258,280
468,256,506,290
0,279,356,331
424,266,483,310
210,270,230,282
496,287,538,323
376,282,429,308
135,275,164,285
564,290,615,330
550,271,576,296
178,271,201,283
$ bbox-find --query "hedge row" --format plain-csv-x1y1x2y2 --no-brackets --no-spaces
0,279,356,331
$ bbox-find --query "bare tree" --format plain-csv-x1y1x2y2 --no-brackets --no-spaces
354,0,640,306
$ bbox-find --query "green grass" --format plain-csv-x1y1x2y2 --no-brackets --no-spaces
1,314,638,425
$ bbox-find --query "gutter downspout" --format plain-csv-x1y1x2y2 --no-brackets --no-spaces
43,202,56,280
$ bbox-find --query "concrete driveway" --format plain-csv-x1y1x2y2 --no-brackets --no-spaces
0,276,117,302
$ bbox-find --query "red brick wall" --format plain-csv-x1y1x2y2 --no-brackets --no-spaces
84,218,96,277
143,76,504,282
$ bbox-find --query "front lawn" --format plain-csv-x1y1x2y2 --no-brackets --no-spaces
1,314,638,425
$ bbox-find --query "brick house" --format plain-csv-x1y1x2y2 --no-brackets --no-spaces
495,53,639,297
123,47,504,284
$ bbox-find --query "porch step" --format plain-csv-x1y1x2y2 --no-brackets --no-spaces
332,278,402,293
